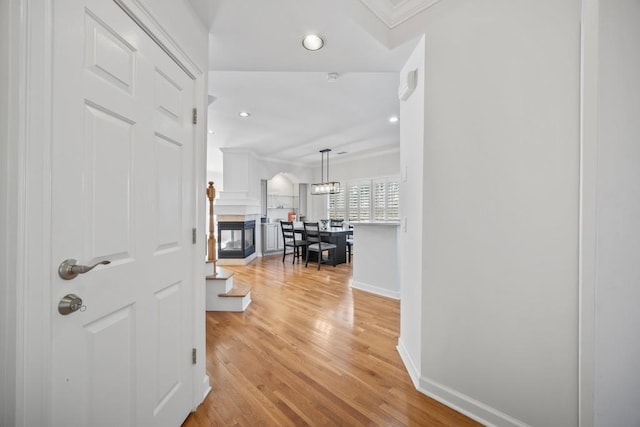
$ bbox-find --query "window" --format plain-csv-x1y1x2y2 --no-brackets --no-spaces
386,181,400,221
328,176,399,222
373,181,386,220
347,183,370,221
328,189,345,220
373,178,400,221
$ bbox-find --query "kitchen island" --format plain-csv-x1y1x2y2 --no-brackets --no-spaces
294,225,352,265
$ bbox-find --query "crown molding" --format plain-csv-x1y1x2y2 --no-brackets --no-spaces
359,0,444,29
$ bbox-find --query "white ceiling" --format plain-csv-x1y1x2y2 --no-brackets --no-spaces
192,0,423,171
359,0,443,29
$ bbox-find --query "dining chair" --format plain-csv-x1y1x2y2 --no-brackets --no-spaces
303,222,337,270
280,221,307,264
346,224,354,263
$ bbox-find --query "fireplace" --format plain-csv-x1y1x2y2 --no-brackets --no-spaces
218,220,255,259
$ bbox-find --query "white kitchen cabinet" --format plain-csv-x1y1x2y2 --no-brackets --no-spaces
276,225,284,250
262,223,283,255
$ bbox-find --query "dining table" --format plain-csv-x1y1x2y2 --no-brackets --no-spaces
294,225,353,265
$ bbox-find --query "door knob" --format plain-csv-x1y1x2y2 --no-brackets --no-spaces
58,294,85,315
58,259,111,280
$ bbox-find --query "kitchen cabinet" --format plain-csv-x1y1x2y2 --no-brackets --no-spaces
298,184,308,218
260,179,267,218
277,226,284,250
262,223,283,255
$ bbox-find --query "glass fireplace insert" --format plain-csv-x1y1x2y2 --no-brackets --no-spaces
217,220,255,259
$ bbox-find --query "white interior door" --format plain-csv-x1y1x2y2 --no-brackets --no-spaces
51,1,195,425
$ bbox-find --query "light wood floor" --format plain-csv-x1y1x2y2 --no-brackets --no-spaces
182,255,480,426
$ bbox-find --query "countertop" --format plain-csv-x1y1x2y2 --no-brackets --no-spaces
350,221,400,226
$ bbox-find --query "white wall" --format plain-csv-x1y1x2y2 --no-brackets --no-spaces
221,150,252,195
307,193,328,222
399,1,581,426
328,150,399,182
594,1,640,425
259,161,312,185
266,173,294,221
138,0,208,66
0,1,19,425
396,35,425,390
218,149,314,215
267,174,293,195
206,169,223,196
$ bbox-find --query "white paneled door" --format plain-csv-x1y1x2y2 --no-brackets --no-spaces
51,1,195,426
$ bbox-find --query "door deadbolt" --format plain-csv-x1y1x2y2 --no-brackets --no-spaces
58,294,85,315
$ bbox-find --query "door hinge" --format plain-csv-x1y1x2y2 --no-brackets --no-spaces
192,108,197,125
192,228,197,244
192,348,197,365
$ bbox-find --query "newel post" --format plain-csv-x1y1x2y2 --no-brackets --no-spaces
206,181,217,276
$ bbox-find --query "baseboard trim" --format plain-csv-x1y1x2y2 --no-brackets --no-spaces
201,375,211,401
418,377,528,427
351,280,400,300
397,337,527,427
217,252,257,266
191,374,211,413
396,337,420,388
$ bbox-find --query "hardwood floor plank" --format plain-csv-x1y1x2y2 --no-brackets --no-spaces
182,256,480,427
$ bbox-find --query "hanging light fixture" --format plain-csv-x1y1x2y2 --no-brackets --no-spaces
311,149,341,195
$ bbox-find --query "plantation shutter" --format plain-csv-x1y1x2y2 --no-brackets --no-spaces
328,190,345,220
346,183,371,221
328,176,398,221
359,184,370,220
373,180,386,221
348,184,360,221
386,180,400,221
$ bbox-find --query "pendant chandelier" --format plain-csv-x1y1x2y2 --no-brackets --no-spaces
311,149,341,195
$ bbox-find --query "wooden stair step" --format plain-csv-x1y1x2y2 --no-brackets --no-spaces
206,266,234,281
219,282,251,298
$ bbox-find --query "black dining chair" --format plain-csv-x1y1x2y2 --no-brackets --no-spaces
280,221,307,264
346,224,353,263
303,222,337,270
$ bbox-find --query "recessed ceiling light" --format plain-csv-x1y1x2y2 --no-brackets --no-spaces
302,34,324,51
208,130,214,134
389,116,399,123
238,111,251,118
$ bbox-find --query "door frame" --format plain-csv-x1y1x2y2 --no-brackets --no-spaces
3,1,208,425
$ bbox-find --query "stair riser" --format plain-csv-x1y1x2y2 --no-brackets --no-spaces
206,277,234,294
204,266,251,312
206,293,251,312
